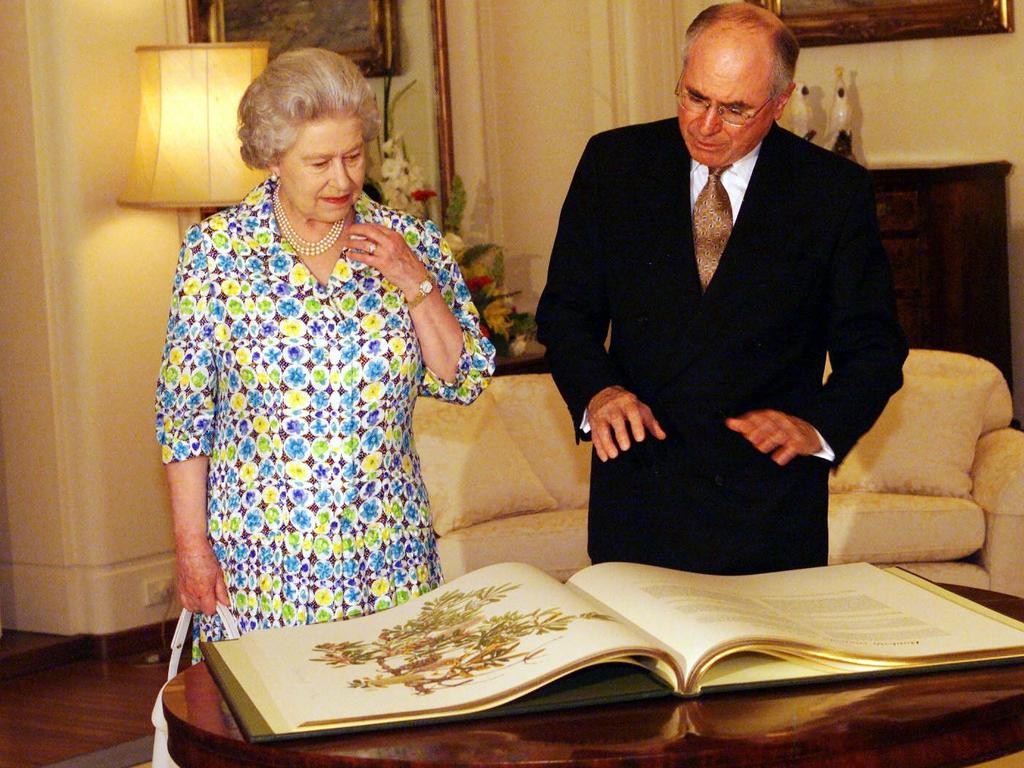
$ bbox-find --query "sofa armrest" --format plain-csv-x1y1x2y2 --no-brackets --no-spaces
972,427,1024,598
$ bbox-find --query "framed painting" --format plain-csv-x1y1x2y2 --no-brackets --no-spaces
187,0,399,75
749,0,1013,46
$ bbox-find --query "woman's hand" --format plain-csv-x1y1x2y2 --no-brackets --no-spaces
342,223,429,297
176,541,229,615
342,222,463,380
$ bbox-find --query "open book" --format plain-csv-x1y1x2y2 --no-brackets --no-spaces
202,561,1024,742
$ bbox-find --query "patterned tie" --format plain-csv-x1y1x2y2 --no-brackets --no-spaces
693,166,733,292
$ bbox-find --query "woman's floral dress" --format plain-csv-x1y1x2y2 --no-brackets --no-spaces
155,179,494,659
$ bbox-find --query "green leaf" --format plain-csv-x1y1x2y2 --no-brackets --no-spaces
445,175,467,234
460,243,499,266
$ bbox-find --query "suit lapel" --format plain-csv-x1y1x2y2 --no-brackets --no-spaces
627,124,705,392
643,126,700,295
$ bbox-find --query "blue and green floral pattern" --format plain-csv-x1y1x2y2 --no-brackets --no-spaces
155,178,494,660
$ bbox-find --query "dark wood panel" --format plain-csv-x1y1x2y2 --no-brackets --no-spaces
494,344,548,376
872,162,1012,388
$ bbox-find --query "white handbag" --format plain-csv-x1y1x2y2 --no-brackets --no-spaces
151,604,240,768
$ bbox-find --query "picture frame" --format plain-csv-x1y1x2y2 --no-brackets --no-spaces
187,0,399,75
749,0,1013,47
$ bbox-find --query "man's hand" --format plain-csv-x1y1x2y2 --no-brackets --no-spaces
588,386,667,462
725,409,822,466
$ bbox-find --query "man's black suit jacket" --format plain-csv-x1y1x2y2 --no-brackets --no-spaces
537,119,908,575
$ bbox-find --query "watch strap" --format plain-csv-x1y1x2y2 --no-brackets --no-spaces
406,275,435,310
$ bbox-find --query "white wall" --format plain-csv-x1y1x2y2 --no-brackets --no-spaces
448,0,1024,417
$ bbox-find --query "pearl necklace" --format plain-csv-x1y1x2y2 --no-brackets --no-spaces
272,189,345,257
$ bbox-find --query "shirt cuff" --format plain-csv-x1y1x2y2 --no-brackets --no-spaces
813,428,835,462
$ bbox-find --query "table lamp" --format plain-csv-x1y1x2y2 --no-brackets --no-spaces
119,42,270,234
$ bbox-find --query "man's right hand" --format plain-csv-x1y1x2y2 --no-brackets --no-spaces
587,385,667,462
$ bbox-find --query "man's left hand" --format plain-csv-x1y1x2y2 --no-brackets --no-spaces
725,410,822,466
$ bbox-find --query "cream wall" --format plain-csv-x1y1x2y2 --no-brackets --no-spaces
0,0,443,635
448,0,1023,418
0,0,185,634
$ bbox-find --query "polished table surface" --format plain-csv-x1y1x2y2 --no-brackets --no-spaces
163,585,1024,767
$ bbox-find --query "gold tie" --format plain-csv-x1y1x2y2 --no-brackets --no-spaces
693,166,733,292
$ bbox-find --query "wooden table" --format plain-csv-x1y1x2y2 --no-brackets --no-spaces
163,585,1024,767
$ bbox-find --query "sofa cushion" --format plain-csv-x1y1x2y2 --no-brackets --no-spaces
488,374,591,509
828,491,985,564
437,507,591,581
829,351,1001,498
413,392,556,535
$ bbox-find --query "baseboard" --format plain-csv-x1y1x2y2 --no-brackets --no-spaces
0,616,183,680
0,631,91,681
88,616,182,661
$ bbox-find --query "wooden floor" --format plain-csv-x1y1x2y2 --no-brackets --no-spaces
0,629,173,768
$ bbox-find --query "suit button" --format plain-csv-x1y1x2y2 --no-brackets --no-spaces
714,474,725,487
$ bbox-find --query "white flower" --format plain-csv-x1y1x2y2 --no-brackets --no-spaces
509,336,528,357
380,158,405,179
372,132,434,219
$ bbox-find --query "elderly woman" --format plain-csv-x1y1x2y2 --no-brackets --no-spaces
155,48,494,658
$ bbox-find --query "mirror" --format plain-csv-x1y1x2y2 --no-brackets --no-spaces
429,0,454,220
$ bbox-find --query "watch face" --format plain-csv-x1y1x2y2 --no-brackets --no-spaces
420,279,434,294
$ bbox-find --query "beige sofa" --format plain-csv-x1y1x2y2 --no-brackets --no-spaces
413,349,1024,597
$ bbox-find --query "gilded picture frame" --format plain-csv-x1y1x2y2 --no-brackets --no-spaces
187,0,399,75
749,0,1013,46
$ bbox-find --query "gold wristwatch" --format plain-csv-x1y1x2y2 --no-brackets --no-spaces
406,275,435,309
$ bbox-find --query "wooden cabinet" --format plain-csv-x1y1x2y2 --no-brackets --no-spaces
870,162,1012,387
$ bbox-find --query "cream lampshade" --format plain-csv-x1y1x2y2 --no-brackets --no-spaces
119,42,269,215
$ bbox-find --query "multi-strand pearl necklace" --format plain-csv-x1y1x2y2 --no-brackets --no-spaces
272,189,345,257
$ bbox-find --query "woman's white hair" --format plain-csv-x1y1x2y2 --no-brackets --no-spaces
238,48,381,169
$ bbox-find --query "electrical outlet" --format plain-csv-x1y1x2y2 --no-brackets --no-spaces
144,577,175,607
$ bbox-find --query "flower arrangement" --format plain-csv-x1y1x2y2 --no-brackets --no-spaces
367,75,438,220
367,77,536,357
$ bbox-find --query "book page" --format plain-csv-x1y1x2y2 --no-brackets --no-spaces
569,561,1024,691
207,561,680,735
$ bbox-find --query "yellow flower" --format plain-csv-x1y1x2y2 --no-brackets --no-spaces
483,299,514,336
443,232,466,255
286,461,311,482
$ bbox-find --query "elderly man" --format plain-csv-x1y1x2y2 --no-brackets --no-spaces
536,3,907,575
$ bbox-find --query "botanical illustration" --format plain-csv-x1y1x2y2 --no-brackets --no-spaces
311,583,612,694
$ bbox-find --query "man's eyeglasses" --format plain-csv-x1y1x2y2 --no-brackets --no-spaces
674,78,776,127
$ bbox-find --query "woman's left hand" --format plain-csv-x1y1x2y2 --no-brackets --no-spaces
342,223,429,298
